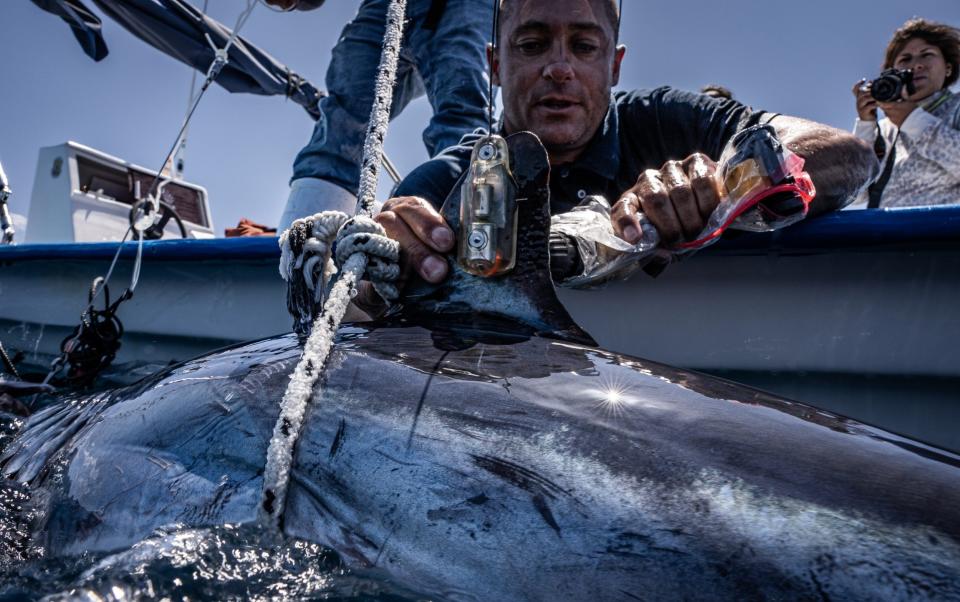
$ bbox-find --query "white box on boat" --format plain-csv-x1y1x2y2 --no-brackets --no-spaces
24,142,214,243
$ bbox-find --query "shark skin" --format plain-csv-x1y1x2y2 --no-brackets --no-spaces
2,133,959,600
4,326,960,600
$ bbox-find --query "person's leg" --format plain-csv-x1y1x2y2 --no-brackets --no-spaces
408,0,493,156
280,0,424,229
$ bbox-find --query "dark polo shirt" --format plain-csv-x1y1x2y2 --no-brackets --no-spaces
394,86,767,213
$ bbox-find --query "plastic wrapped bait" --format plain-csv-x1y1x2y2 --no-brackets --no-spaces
552,125,816,288
676,124,815,249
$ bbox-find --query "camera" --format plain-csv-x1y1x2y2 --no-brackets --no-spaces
869,68,916,102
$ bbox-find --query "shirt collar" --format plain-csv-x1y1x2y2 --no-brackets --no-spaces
922,88,953,113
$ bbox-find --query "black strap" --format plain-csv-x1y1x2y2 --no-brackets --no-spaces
424,0,448,30
867,126,897,208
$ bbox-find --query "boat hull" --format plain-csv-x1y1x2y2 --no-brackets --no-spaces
1,206,958,448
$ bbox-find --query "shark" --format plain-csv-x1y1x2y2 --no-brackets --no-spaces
2,133,959,601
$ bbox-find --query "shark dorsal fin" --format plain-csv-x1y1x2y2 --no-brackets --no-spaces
397,131,596,347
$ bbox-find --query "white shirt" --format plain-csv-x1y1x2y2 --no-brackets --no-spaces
849,90,960,208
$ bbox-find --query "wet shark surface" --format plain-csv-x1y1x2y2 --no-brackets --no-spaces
3,323,960,600
2,132,959,600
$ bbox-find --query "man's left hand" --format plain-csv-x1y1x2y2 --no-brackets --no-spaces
611,153,723,247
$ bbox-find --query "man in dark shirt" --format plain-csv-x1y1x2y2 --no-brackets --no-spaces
367,0,876,295
393,87,765,230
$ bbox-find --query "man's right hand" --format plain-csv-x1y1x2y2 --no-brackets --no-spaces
610,153,723,247
354,196,455,314
853,79,879,122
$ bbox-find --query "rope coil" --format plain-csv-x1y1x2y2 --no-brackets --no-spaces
278,212,399,335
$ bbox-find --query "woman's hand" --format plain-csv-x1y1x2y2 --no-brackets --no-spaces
852,79,879,122
879,99,919,128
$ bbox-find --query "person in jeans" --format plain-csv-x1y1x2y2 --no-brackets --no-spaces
267,0,494,230
850,18,960,208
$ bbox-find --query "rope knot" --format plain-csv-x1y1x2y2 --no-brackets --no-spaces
279,211,350,334
335,216,400,302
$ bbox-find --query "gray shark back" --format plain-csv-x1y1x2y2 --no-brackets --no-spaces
6,325,959,600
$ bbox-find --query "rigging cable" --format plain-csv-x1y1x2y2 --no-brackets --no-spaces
43,1,260,386
141,0,259,205
170,0,210,179
0,341,20,380
488,0,499,133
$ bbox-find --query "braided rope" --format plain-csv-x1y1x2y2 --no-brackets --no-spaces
262,0,408,528
279,211,350,305
335,216,401,301
263,217,398,530
355,0,407,214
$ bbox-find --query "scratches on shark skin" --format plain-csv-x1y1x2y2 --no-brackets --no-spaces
434,408,536,438
372,528,396,567
531,494,562,537
425,493,496,537
467,493,489,505
372,449,420,467
146,454,173,470
603,531,689,559
180,474,245,524
618,591,644,601
471,454,580,537
444,425,484,441
406,350,450,451
329,419,347,459
347,366,362,389
338,525,381,566
471,454,570,499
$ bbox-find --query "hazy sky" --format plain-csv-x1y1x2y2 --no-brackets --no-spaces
1,1,958,235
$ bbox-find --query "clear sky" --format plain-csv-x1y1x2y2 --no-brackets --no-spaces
1,1,958,236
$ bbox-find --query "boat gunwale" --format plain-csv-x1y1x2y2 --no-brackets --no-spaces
1,205,959,263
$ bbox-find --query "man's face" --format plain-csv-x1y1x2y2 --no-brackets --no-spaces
491,0,625,164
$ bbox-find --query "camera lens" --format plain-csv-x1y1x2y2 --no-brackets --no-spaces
870,69,912,103
871,77,898,102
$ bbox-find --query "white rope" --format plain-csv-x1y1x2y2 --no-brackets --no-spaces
354,0,407,214
261,1,408,529
263,215,399,529
278,211,350,306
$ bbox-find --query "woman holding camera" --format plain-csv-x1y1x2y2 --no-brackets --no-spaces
850,18,960,208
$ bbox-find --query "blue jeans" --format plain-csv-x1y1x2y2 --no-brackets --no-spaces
290,0,493,195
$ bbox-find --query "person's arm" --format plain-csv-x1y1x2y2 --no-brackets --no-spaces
768,114,879,216
611,88,879,246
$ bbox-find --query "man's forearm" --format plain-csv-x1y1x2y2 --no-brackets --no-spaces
770,115,880,216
